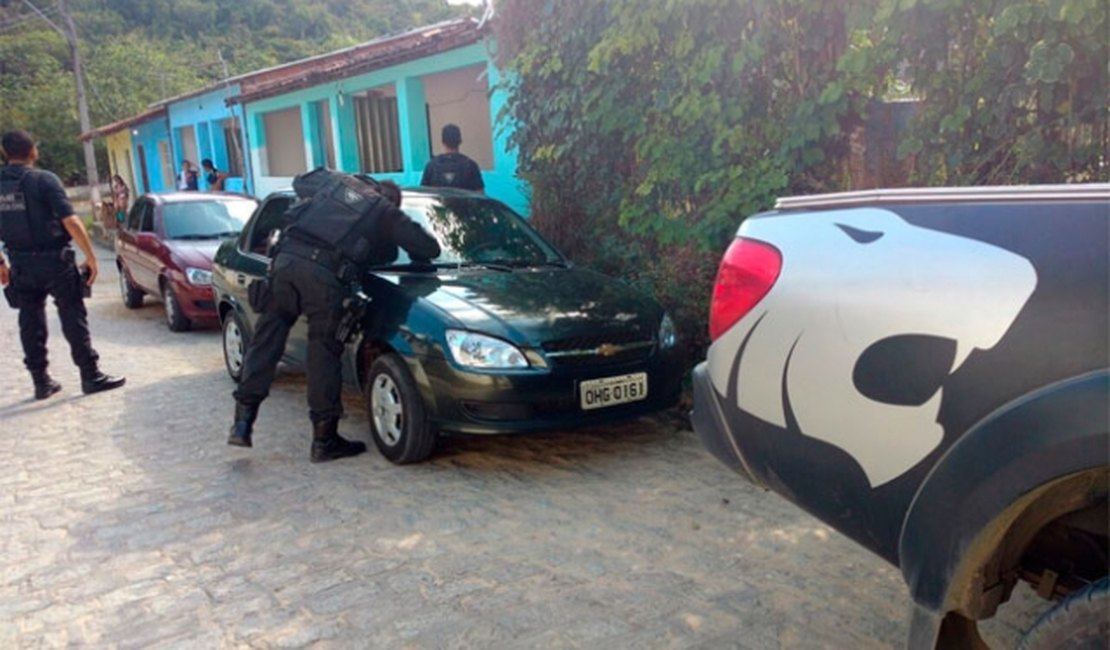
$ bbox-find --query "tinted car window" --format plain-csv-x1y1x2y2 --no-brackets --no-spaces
246,197,294,256
399,197,563,266
162,199,255,240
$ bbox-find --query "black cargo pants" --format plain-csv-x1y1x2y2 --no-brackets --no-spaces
8,250,99,377
233,252,347,423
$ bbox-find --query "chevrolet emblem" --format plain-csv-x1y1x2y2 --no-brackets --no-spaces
597,343,619,357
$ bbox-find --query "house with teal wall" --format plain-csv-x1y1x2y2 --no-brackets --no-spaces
163,86,250,194
78,105,170,199
83,19,527,215
129,111,173,194
229,19,528,215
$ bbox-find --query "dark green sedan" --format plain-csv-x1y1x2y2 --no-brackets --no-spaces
212,187,684,463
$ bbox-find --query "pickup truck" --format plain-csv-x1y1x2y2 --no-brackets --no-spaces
692,184,1108,649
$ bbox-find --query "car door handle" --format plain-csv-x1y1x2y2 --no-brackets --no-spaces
236,273,247,286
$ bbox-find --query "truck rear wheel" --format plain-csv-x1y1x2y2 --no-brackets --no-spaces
1017,577,1108,650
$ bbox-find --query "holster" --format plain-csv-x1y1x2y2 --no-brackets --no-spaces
247,278,273,313
335,284,371,344
78,265,91,299
2,283,18,309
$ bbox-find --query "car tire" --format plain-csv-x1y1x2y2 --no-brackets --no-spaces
365,354,436,464
222,311,248,382
1017,577,1109,650
162,281,191,332
118,263,143,309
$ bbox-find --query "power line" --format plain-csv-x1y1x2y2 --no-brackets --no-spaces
18,0,61,34
0,5,60,33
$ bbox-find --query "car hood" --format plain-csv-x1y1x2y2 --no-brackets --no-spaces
382,267,663,345
167,240,222,269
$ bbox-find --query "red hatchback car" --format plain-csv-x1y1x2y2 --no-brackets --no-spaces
116,192,258,331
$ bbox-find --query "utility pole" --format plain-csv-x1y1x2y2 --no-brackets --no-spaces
22,0,100,205
58,0,100,206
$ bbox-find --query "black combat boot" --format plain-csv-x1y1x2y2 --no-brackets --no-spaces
31,371,61,400
228,402,258,448
80,370,126,395
310,418,367,463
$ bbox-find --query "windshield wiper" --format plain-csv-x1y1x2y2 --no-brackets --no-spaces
367,261,452,272
458,261,515,272
481,258,569,270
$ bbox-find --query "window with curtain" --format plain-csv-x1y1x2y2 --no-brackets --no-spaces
354,92,402,173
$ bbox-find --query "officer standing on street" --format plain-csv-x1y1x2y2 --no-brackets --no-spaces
228,177,440,462
0,130,126,399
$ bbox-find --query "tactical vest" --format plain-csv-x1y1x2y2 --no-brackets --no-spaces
283,168,394,265
425,154,471,189
1,167,44,250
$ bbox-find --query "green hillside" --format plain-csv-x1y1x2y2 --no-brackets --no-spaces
0,0,476,180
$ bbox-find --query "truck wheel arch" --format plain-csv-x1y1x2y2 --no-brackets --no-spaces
901,371,1108,648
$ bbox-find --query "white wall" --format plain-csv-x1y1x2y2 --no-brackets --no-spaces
263,107,307,177
423,64,493,169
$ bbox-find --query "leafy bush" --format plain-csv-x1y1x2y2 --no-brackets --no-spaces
494,0,1108,374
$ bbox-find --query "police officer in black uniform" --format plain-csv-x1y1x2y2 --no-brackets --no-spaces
0,130,125,399
228,178,440,462
420,124,485,192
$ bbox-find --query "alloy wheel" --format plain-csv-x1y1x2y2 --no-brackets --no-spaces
223,317,244,378
163,286,177,327
371,374,404,447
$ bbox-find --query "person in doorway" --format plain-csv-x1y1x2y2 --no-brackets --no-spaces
201,159,226,191
111,174,130,224
177,160,198,191
228,174,440,463
420,124,485,192
0,130,126,399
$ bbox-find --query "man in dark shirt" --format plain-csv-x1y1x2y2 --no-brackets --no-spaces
0,130,125,399
420,124,485,192
228,178,441,463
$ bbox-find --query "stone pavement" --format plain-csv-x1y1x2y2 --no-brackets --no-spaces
0,245,1039,649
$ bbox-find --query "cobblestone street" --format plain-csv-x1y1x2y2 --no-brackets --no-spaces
1,245,1039,649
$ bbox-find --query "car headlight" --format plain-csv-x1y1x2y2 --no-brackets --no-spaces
659,313,677,348
445,330,529,369
185,267,213,285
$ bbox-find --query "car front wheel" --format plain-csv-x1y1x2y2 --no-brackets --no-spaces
222,311,247,382
366,354,436,464
162,282,191,332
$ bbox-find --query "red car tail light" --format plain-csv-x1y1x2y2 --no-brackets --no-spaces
708,237,782,341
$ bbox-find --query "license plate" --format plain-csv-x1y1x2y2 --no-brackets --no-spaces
579,372,648,411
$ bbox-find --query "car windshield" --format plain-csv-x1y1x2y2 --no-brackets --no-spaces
163,199,257,240
395,196,565,268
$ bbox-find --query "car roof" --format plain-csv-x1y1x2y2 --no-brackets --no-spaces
143,191,258,205
264,186,493,204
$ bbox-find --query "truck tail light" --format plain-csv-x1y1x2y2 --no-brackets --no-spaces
708,237,782,341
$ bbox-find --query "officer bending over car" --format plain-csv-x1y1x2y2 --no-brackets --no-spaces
228,170,441,462
0,129,125,400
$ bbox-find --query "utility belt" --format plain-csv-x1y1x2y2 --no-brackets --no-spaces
5,247,74,265
278,237,355,281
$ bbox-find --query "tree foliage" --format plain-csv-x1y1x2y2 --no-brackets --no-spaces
492,0,879,358
882,0,1108,183
492,0,1107,361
